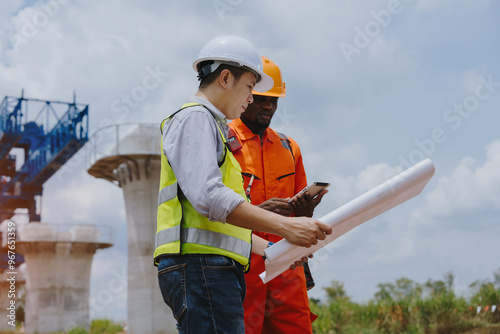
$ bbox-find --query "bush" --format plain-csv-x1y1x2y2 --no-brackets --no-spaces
67,327,88,334
90,319,124,334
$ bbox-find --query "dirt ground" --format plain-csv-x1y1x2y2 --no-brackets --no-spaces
462,326,500,334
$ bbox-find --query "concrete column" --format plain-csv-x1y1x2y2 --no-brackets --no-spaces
116,157,175,334
17,223,111,334
87,124,176,334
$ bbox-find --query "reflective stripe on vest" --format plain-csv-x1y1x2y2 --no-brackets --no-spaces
157,182,177,205
154,102,252,268
155,224,180,247
155,227,251,259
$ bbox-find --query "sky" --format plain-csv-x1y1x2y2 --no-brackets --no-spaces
1,0,499,322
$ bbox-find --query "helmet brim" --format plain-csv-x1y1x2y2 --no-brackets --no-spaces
252,89,286,98
253,72,274,93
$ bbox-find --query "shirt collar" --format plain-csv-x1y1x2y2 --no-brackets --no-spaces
187,96,226,120
186,96,228,129
230,118,278,143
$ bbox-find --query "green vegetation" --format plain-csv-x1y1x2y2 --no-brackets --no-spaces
87,319,124,334
43,319,125,334
67,327,89,334
311,269,500,334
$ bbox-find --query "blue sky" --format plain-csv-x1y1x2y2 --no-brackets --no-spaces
1,0,499,321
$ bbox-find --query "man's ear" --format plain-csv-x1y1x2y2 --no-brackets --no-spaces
219,69,232,89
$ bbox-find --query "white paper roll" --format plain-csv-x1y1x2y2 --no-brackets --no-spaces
260,158,435,283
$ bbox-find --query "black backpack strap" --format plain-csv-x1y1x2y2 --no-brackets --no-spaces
277,132,295,163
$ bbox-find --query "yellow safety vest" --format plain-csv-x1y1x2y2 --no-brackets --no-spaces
154,102,252,269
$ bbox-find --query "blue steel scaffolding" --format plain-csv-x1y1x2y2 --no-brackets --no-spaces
0,92,89,222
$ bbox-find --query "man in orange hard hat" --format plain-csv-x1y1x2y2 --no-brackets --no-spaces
229,56,327,334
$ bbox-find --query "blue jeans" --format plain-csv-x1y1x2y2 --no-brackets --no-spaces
158,255,246,334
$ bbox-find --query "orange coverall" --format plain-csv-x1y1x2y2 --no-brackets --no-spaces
229,118,315,334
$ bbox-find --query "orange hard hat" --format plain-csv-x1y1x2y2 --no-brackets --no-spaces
253,56,286,97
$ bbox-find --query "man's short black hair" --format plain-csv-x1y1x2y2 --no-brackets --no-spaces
198,61,251,89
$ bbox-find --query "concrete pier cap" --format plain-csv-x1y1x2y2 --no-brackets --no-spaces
87,123,160,184
17,222,113,333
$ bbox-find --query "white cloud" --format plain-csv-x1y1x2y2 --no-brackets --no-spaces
367,235,414,264
338,141,367,165
316,162,400,210
412,139,500,223
42,168,126,225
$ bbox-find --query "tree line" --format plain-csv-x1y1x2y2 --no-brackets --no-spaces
310,269,500,334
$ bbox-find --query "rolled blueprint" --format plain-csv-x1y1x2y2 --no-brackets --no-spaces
260,158,435,283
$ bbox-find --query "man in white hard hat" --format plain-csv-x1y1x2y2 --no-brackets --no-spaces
154,35,332,333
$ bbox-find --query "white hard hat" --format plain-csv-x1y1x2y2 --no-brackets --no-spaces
193,35,274,93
